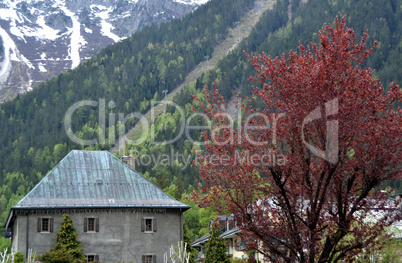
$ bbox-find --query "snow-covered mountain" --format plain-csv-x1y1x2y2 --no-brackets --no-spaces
0,0,209,102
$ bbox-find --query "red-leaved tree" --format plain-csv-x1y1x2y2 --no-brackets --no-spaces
191,16,401,262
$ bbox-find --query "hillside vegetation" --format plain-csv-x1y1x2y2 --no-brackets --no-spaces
0,0,255,223
126,0,402,185
122,0,402,237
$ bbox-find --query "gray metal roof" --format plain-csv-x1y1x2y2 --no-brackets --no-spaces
192,227,241,247
192,233,210,247
12,150,190,210
220,227,241,239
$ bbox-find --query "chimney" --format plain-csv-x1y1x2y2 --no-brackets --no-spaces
121,156,136,170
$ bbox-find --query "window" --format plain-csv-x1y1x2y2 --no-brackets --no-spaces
141,218,157,232
145,219,152,231
42,218,49,231
84,218,99,232
142,255,156,263
85,255,99,262
88,218,95,231
37,218,53,233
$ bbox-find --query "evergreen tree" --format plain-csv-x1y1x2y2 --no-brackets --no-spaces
174,174,185,200
37,214,85,263
204,220,230,263
156,171,169,190
183,221,196,263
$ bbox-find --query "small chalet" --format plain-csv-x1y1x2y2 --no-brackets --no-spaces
5,150,190,262
192,215,264,262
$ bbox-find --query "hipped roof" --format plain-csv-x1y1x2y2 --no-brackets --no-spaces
11,150,190,210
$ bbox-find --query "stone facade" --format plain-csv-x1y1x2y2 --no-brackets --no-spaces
11,208,183,262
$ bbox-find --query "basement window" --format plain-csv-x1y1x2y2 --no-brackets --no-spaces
142,255,156,263
85,255,99,262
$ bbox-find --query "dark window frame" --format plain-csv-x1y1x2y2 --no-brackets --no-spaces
141,218,157,233
142,255,156,263
85,254,99,262
84,218,99,232
88,218,95,232
42,218,49,232
37,218,53,233
145,218,152,231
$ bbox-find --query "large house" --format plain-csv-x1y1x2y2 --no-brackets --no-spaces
4,150,190,262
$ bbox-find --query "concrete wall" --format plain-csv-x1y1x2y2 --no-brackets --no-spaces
12,208,183,262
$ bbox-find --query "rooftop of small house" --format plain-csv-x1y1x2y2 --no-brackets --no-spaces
192,215,239,247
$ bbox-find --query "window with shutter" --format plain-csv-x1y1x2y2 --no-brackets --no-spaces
85,218,99,232
38,218,53,232
142,218,156,233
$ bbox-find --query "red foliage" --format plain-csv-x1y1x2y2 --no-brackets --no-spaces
191,16,401,262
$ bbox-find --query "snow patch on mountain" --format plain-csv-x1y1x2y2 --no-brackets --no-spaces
0,28,14,80
0,9,24,24
173,0,210,5
56,0,83,69
90,4,122,43
37,62,47,72
0,26,33,92
0,26,33,78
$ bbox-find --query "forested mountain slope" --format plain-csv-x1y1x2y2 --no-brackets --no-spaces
0,0,256,223
109,0,275,153
126,0,402,188
0,0,401,229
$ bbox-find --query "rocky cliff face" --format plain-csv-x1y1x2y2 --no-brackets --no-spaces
0,0,209,102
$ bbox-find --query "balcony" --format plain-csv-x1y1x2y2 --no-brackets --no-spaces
235,244,246,251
